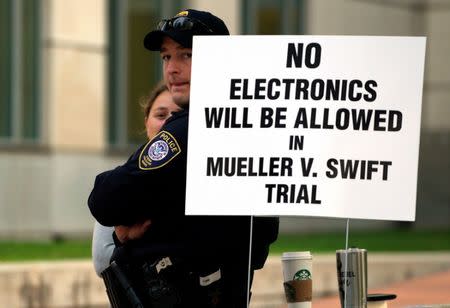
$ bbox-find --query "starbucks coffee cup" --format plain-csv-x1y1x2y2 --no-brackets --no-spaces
281,251,312,308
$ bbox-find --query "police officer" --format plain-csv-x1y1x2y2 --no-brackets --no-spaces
88,9,278,308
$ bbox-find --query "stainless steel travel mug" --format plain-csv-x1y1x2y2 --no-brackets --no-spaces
336,248,367,308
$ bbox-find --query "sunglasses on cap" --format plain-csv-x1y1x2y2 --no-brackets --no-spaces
157,16,214,34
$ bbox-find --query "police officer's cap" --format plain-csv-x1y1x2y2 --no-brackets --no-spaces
144,9,229,51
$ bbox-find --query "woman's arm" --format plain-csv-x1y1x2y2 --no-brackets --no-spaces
92,221,115,277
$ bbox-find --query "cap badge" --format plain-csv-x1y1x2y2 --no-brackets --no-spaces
175,10,189,17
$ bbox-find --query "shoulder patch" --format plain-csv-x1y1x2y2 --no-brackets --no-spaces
139,131,181,170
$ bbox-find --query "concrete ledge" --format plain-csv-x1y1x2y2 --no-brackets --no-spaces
251,252,450,308
0,260,106,308
0,253,449,308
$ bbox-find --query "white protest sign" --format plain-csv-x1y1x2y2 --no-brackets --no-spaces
186,36,426,221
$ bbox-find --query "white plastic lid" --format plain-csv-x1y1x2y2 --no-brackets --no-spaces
281,251,312,260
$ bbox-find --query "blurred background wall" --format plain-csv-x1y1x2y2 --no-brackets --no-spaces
0,0,448,240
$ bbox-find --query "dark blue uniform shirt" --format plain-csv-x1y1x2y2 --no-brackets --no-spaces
88,109,279,307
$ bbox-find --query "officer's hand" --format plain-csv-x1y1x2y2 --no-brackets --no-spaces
114,219,152,243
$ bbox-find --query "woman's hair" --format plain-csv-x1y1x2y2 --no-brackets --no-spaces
140,80,168,118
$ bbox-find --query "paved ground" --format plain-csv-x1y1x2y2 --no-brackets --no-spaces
313,269,450,308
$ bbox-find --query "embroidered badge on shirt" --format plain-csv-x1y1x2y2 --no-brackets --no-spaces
139,131,181,170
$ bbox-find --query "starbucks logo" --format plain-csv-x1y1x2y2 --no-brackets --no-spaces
293,269,311,280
